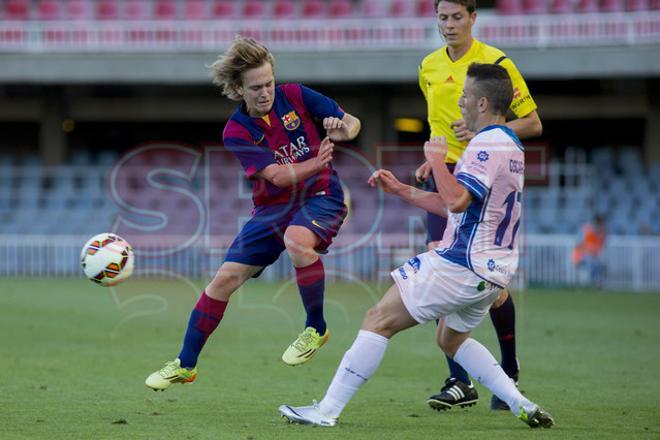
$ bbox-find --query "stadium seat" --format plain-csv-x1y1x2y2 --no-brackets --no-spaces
242,0,267,18
600,0,625,12
5,0,31,20
575,0,600,12
154,0,178,19
651,0,660,9
211,0,236,18
184,0,208,19
496,0,523,15
302,0,327,18
96,0,121,20
417,0,438,16
273,0,297,18
390,0,414,16
549,0,573,13
522,0,548,14
360,0,387,17
625,0,649,9
37,0,62,20
124,0,151,20
329,0,353,18
65,0,92,19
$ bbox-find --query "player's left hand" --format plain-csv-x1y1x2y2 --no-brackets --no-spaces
451,119,475,142
368,169,403,195
323,117,346,141
424,136,448,164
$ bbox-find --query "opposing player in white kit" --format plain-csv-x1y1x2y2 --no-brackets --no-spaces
279,63,554,429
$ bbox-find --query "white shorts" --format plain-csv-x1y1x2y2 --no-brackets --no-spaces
391,251,502,332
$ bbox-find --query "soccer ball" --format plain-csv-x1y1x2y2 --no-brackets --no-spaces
80,233,135,286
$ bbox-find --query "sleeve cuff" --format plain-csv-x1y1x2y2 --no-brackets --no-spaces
456,172,488,201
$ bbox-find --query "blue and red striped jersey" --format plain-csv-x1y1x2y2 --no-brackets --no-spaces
223,83,345,207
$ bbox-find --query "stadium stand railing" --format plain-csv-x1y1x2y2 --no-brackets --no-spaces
1,145,659,290
1,10,660,51
2,233,660,291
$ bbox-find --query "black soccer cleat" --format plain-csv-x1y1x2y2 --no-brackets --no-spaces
426,378,479,411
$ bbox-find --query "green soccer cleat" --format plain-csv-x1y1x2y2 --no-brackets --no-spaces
518,405,555,429
145,359,197,391
282,327,329,366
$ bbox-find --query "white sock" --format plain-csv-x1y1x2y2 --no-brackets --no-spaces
318,330,389,418
453,338,535,416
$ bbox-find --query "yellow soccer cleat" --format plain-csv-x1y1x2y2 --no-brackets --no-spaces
145,359,197,391
282,327,330,366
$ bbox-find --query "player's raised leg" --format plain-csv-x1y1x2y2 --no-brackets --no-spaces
145,262,261,391
281,225,330,366
279,283,418,425
437,321,554,428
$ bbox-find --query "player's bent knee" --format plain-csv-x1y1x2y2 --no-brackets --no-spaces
491,289,509,309
362,305,396,338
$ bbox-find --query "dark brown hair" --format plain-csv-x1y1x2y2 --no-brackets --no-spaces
466,63,513,115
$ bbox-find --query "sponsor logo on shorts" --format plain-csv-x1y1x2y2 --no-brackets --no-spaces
311,220,326,230
398,267,408,280
407,256,421,273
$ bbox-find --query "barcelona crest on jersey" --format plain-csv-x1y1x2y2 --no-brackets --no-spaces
281,111,301,131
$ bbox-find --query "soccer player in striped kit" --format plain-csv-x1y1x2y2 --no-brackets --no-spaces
146,37,361,390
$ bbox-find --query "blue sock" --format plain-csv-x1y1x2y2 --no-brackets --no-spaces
178,292,227,368
295,259,326,335
446,354,471,384
489,292,518,379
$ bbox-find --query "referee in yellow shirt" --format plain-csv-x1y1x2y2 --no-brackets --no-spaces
418,0,542,412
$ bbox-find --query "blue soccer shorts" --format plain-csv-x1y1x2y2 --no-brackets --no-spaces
224,195,347,275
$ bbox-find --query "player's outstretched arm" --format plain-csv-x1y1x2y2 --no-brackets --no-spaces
256,137,334,188
424,137,472,213
324,113,361,142
368,169,448,217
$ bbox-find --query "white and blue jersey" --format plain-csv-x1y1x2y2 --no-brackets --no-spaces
435,125,525,288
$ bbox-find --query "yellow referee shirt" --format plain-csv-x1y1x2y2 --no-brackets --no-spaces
419,39,537,164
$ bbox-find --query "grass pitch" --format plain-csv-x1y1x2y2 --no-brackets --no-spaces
1,278,659,439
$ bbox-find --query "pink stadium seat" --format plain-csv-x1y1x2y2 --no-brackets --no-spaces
497,0,523,14
625,0,649,10
124,0,151,20
96,0,120,20
549,0,573,13
66,0,92,19
242,0,267,18
329,0,353,18
154,0,178,19
600,0,625,11
185,0,208,19
417,0,438,16
575,0,600,12
651,0,660,9
273,0,297,18
522,0,548,13
5,0,31,20
302,0,327,18
37,0,62,19
361,0,386,17
390,0,414,16
212,0,236,18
